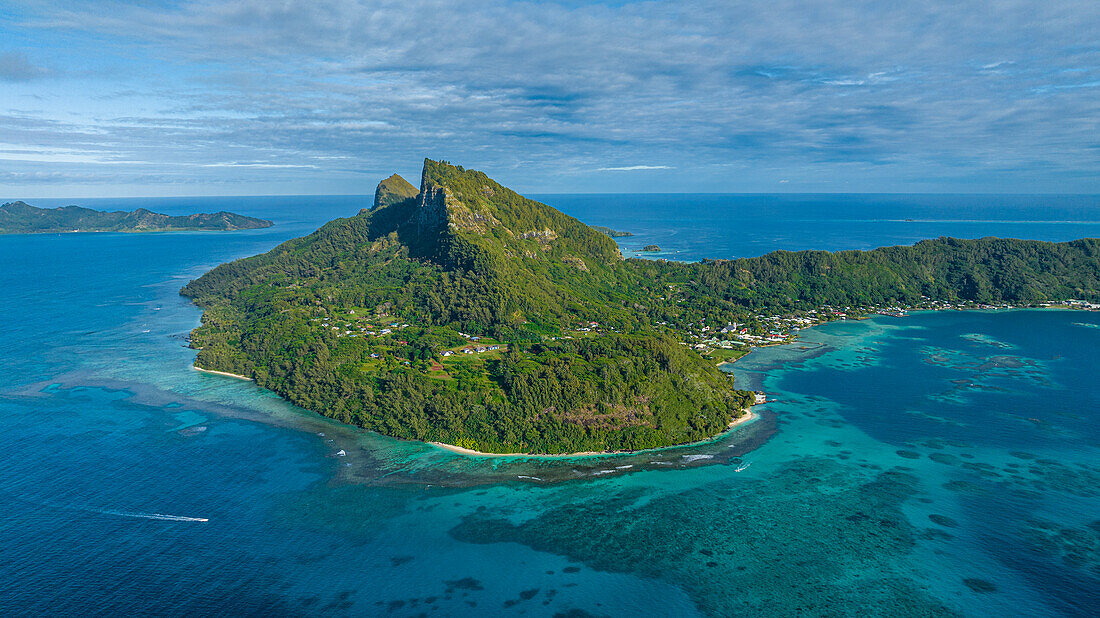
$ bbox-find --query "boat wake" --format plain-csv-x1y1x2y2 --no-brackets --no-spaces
93,508,209,522
16,495,211,523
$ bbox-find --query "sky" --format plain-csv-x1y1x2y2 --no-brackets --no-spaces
1,0,1098,197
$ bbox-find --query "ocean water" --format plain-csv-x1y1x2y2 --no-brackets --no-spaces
1,194,1098,616
536,193,1100,260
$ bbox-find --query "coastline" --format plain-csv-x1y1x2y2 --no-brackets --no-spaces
430,408,759,459
193,365,253,381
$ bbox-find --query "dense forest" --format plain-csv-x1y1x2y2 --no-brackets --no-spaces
182,159,1100,454
637,236,1100,332
0,201,272,233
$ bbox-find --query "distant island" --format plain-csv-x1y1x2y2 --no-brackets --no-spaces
0,201,273,234
642,244,661,252
591,225,633,238
181,159,1100,455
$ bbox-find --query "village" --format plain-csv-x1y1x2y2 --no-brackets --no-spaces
305,306,509,373
665,295,1099,363
306,294,1098,373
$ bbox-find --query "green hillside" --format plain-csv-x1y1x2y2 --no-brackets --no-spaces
182,159,754,453
181,159,1100,454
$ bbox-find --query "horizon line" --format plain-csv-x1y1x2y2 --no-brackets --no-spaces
7,191,1100,202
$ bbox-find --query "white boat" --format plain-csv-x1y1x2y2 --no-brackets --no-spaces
335,449,346,457
734,461,751,472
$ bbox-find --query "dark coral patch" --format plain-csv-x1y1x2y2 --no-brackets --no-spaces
928,514,958,528
963,578,997,593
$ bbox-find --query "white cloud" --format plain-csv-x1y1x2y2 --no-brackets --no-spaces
597,165,674,171
200,162,319,169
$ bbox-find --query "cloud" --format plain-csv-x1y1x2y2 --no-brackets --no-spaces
597,165,674,171
200,162,319,169
0,52,49,82
2,0,1099,193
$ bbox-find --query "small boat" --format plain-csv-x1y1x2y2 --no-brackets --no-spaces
734,461,751,472
335,449,346,457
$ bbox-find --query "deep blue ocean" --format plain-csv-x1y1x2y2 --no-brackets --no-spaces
1,194,1098,616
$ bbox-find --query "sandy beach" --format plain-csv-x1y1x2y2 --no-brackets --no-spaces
193,366,253,381
430,408,759,458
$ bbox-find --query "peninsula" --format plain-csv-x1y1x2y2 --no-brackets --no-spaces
181,159,1100,454
0,201,273,234
591,225,633,238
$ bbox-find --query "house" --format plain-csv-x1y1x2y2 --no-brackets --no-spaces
441,350,454,357
462,348,474,354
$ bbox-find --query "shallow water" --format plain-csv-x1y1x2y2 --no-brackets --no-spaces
1,195,1098,615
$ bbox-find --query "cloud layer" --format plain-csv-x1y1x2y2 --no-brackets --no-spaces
2,0,1098,196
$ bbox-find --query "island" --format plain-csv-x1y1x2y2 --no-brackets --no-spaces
181,158,1100,454
0,201,273,234
642,244,661,252
591,225,633,238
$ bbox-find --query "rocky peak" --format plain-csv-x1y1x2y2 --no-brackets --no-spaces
373,173,418,210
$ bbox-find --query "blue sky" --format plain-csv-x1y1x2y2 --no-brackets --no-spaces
1,0,1098,197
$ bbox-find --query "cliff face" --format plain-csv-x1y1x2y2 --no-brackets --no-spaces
415,158,622,266
366,159,622,273
414,167,451,236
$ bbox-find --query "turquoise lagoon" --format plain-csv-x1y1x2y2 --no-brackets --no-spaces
1,195,1098,615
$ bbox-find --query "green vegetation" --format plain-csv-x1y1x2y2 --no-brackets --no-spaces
372,173,418,210
181,158,1100,454
0,201,272,234
591,225,633,238
652,237,1100,330
643,244,661,252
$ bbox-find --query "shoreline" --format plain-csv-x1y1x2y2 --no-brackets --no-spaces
716,305,1079,366
430,408,759,459
193,365,253,381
